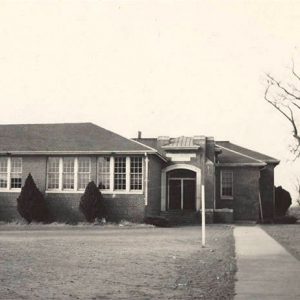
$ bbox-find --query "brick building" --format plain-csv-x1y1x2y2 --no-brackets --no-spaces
0,123,279,223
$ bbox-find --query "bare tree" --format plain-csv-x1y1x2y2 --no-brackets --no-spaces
264,60,300,158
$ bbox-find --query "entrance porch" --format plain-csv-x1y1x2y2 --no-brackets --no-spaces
160,164,202,212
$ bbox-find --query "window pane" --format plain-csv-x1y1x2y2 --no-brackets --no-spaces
0,158,7,173
11,158,22,173
63,158,75,189
11,176,22,189
63,157,74,173
47,158,60,189
97,157,110,190
48,173,59,189
48,157,60,173
114,157,126,190
221,171,233,197
0,158,7,188
11,158,22,188
78,158,90,173
78,158,90,190
130,157,143,190
63,173,74,189
0,173,7,188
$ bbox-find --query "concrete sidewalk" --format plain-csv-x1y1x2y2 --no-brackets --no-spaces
234,226,300,300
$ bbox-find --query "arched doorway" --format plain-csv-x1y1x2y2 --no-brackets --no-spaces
161,164,201,211
168,169,196,210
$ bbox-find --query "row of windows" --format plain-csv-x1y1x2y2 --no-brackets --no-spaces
0,156,232,198
47,156,143,192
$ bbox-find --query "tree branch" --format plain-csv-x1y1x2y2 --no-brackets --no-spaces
266,73,300,101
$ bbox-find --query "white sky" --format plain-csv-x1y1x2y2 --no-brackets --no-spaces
0,0,299,201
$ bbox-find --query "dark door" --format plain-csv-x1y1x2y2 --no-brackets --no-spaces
183,179,196,210
169,179,181,210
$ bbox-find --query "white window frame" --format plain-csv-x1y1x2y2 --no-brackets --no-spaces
46,156,144,194
97,156,144,194
77,157,91,191
0,157,22,192
130,156,143,191
97,156,111,190
46,157,91,193
220,170,233,199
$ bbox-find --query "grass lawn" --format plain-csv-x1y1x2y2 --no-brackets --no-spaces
262,224,300,261
0,225,236,300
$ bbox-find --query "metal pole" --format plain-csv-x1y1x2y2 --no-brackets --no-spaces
201,184,205,247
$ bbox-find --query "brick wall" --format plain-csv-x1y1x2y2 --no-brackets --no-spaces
45,193,84,223
0,192,21,221
146,155,164,217
0,155,146,223
216,166,260,221
103,194,145,222
45,192,145,223
22,156,47,191
259,164,275,220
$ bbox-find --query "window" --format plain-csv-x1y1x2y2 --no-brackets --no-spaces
114,157,126,190
221,171,233,198
62,157,75,190
46,156,144,193
130,157,143,190
11,158,22,188
97,157,110,190
0,158,8,188
47,157,91,191
0,157,22,190
97,156,144,192
78,158,91,190
47,158,60,189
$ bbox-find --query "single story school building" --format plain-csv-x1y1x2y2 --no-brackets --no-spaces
0,123,279,223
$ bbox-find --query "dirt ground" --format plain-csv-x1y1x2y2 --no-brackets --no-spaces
0,225,236,300
262,224,300,261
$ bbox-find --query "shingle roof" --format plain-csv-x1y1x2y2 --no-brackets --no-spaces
0,123,155,153
216,141,279,164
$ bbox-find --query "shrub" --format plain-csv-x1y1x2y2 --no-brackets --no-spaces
79,181,106,222
275,186,292,217
17,173,49,223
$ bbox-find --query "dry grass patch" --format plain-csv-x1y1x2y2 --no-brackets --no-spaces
0,225,236,300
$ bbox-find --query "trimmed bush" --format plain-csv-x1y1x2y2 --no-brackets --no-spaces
79,181,106,222
17,173,49,223
275,186,292,217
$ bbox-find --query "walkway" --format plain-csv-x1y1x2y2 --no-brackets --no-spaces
234,226,300,300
